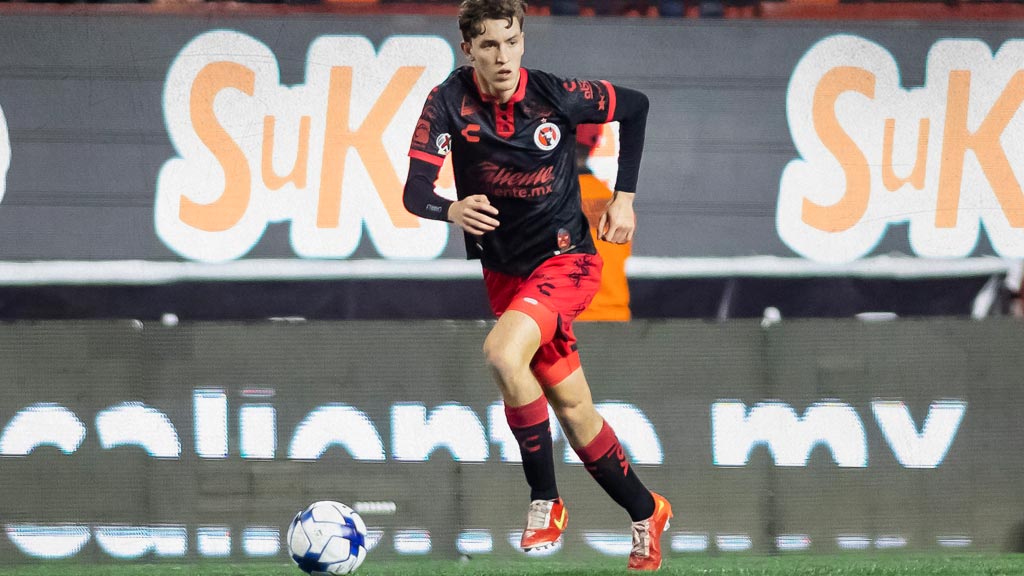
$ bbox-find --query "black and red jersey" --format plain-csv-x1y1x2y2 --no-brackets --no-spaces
406,66,644,277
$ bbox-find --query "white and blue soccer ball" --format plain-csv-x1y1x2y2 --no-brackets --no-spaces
287,501,368,575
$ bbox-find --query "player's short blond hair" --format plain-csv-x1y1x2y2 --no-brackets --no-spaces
458,0,527,42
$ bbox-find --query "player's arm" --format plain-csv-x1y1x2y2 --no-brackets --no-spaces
404,84,500,235
599,85,649,244
403,158,500,235
403,157,453,221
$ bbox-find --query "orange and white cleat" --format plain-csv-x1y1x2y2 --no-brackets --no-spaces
520,498,568,551
628,492,672,570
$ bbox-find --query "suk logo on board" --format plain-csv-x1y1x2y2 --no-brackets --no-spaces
778,35,1024,263
156,31,454,262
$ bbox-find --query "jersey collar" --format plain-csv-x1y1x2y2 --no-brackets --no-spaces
473,68,529,105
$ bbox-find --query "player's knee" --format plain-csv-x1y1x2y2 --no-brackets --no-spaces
551,397,594,427
550,400,578,425
482,335,523,378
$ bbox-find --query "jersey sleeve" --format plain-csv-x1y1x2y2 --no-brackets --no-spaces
403,157,452,222
557,75,650,194
556,77,618,126
408,85,453,167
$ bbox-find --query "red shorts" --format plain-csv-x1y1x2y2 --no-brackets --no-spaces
483,253,603,387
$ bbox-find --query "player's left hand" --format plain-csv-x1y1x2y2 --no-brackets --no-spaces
598,191,636,244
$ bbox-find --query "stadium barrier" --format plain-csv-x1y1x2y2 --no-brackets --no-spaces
2,16,1024,278
0,318,1021,563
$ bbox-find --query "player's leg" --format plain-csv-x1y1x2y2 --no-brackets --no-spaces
536,342,672,569
540,367,602,448
483,310,546,406
538,363,655,513
528,252,652,520
482,299,565,551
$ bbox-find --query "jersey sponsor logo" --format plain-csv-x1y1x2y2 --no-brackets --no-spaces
435,133,452,155
0,102,9,206
534,122,561,151
778,35,1024,263
479,161,554,198
156,31,454,262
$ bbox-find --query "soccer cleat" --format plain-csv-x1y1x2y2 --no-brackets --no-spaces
520,498,568,551
628,492,672,571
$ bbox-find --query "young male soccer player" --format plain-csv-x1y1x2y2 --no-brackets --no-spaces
402,0,672,569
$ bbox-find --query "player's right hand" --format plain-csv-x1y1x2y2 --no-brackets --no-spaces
448,194,500,236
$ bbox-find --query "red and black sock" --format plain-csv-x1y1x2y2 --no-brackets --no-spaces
576,420,655,522
505,396,559,502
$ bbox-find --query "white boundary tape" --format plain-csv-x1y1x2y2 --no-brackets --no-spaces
0,256,1017,286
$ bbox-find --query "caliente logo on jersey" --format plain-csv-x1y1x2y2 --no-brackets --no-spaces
534,122,560,151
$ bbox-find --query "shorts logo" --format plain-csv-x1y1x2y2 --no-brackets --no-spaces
436,133,452,155
534,122,560,151
523,297,539,305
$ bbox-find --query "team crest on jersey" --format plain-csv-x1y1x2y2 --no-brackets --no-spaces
556,228,572,252
436,133,452,155
534,123,560,151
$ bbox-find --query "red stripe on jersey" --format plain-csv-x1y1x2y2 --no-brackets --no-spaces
473,68,529,104
409,149,445,166
472,69,529,139
494,102,515,139
600,80,616,123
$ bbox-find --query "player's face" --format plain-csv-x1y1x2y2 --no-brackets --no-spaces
462,17,524,103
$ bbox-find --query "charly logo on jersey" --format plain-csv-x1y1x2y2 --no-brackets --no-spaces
435,133,452,155
534,122,561,151
0,101,10,205
156,31,454,262
778,35,1024,263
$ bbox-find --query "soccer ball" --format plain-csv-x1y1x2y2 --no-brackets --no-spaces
287,501,368,575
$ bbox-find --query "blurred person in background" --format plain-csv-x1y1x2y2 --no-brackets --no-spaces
402,0,671,569
575,123,632,322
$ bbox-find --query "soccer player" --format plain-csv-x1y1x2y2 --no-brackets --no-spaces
402,0,672,569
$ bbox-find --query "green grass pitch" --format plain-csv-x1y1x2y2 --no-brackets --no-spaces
3,556,1024,576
